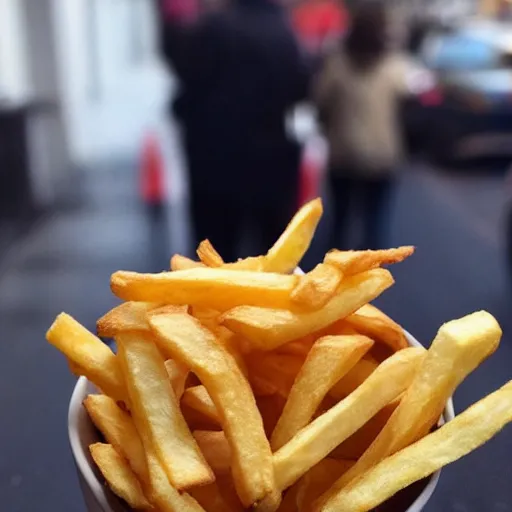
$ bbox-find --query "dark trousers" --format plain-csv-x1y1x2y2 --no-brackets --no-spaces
190,187,297,263
329,172,396,251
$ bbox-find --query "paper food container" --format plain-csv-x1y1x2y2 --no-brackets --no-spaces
68,331,455,512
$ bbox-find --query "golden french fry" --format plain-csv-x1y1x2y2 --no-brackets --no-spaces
296,459,354,512
46,313,125,403
84,395,147,481
189,482,241,512
197,239,224,267
338,310,502,488
223,256,266,271
276,336,317,357
290,264,343,310
264,198,323,274
89,443,151,510
116,332,213,490
68,358,85,377
272,347,425,491
182,386,220,425
221,269,394,350
271,335,374,450
345,303,408,352
143,445,206,512
316,380,512,512
170,254,205,271
193,431,232,475
149,313,275,507
324,246,415,276
165,359,189,400
329,358,379,400
329,398,401,460
248,354,305,399
97,301,161,337
112,268,298,311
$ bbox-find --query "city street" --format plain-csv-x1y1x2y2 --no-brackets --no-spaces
0,160,511,511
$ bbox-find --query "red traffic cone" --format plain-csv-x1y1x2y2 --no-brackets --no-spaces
139,132,166,206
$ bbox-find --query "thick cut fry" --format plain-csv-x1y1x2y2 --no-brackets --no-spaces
97,301,161,337
165,359,189,400
197,239,224,267
345,303,408,352
193,431,232,475
276,336,317,357
149,313,275,507
264,198,323,274
222,269,394,350
189,482,241,512
170,254,205,271
223,256,266,271
182,386,220,425
290,264,343,310
324,246,415,276
46,313,125,402
296,459,354,512
248,353,305,399
316,380,512,512
272,347,425,491
89,443,150,510
112,268,298,311
338,310,502,488
144,445,206,512
116,332,213,490
271,335,374,450
329,358,378,400
84,395,147,480
329,398,401,460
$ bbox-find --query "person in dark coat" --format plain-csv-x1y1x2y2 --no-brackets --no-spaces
156,0,310,262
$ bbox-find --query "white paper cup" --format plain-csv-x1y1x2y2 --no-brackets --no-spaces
68,330,455,512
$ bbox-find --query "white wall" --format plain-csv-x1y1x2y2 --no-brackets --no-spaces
0,0,30,102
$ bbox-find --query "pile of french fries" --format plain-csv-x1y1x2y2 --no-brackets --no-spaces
46,198,512,512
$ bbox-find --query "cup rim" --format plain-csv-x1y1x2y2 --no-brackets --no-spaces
68,329,455,512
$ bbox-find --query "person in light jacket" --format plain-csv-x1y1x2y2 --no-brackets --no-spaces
314,0,408,250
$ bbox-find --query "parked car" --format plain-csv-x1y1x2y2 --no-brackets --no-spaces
406,21,512,164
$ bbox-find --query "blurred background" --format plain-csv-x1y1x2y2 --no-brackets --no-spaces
1,0,512,510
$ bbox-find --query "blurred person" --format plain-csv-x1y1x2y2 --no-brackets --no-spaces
313,0,408,250
156,0,310,262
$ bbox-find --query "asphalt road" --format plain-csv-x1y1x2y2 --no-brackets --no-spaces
0,162,510,511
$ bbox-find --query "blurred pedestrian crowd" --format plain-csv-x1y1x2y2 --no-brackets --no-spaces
155,0,413,260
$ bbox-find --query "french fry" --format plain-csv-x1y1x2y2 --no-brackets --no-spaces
143,444,206,512
111,268,298,311
345,303,408,352
324,246,415,276
316,380,512,512
182,386,221,425
84,394,147,481
165,359,189,400
337,310,502,488
272,347,425,491
89,443,151,510
149,312,275,507
170,254,205,271
197,239,224,267
193,431,232,475
97,301,161,337
329,358,379,400
190,481,243,512
221,269,394,350
290,264,343,310
223,256,266,271
296,459,354,512
46,313,125,403
264,198,323,274
276,336,317,357
271,335,374,450
329,398,401,460
116,332,214,490
248,354,305,399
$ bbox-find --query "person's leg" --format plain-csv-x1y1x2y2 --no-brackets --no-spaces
329,172,354,250
361,175,397,250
